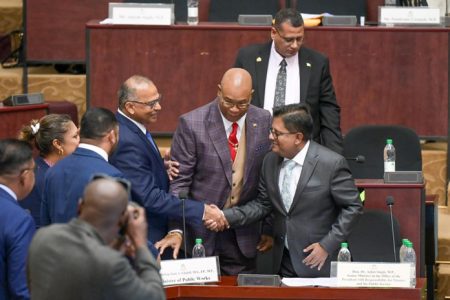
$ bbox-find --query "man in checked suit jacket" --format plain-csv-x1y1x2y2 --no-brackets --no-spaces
234,8,343,154
159,68,272,275
109,75,222,254
207,104,362,277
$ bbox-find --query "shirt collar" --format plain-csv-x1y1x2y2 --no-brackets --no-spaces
219,106,247,132
118,109,147,135
78,143,109,161
270,41,299,67
0,184,17,201
284,140,310,166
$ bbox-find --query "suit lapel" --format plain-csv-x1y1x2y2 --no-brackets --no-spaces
255,43,272,107
289,142,319,212
299,48,312,102
117,113,164,167
207,101,233,186
243,108,258,185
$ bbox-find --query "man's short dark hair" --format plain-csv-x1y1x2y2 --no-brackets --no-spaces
274,8,304,29
273,103,313,141
0,139,33,176
80,108,118,139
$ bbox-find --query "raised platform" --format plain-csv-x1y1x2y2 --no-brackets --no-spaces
0,0,22,34
0,66,86,122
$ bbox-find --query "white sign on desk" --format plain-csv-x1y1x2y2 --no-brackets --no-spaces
160,256,220,286
336,262,412,288
379,7,441,26
107,3,174,25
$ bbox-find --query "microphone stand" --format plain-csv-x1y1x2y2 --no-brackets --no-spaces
179,192,188,259
386,196,397,262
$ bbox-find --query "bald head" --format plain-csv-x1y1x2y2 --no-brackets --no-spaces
217,68,254,122
79,178,128,230
220,68,253,97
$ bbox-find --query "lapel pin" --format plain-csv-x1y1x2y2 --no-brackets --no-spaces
253,123,257,127
256,57,262,62
306,62,311,68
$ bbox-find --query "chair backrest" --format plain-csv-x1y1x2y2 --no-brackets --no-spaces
293,0,367,17
208,0,283,22
343,125,422,179
347,209,402,262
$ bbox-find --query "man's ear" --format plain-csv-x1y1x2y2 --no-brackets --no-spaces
124,102,135,115
77,198,84,216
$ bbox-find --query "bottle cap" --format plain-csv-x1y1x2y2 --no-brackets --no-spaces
386,138,393,144
195,238,203,244
402,238,408,245
341,242,348,248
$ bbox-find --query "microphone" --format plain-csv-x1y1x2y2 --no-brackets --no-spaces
345,155,366,163
179,191,188,259
386,196,397,262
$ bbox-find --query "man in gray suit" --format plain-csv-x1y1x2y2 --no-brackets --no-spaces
156,68,272,275
27,177,165,300
206,103,362,277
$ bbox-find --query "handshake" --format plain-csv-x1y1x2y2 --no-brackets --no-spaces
203,204,230,232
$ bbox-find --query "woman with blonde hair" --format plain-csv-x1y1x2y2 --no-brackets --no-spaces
18,114,79,227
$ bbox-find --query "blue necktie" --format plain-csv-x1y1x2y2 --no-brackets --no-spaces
145,130,158,152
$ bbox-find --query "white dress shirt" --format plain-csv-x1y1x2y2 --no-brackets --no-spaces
264,42,301,113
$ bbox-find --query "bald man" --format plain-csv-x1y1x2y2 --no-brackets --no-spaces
157,68,272,274
27,177,165,300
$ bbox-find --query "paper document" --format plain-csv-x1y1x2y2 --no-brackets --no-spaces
282,277,337,287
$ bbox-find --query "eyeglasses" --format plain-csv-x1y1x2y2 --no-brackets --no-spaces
220,97,251,110
274,27,304,45
90,173,132,196
128,94,162,109
269,127,298,139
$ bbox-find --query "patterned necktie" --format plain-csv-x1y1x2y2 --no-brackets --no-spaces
281,160,296,211
145,130,158,152
274,59,287,107
228,122,239,161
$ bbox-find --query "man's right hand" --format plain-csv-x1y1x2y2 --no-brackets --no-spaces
203,204,229,232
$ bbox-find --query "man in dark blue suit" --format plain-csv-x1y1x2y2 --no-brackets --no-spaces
41,108,124,226
0,139,36,300
110,75,224,256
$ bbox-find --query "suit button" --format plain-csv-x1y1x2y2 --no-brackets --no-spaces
233,183,236,187
232,170,235,173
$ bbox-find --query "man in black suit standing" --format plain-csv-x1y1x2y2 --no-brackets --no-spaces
234,8,343,154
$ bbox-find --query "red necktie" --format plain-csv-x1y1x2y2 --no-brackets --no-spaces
228,122,238,161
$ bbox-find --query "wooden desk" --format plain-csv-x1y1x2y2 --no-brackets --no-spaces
0,104,49,139
165,276,426,300
25,0,383,63
86,22,449,137
356,179,425,276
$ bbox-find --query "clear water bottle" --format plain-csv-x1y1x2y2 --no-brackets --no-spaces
337,242,352,262
192,238,205,258
403,241,416,287
383,138,396,172
399,238,409,262
384,0,397,6
187,0,199,25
